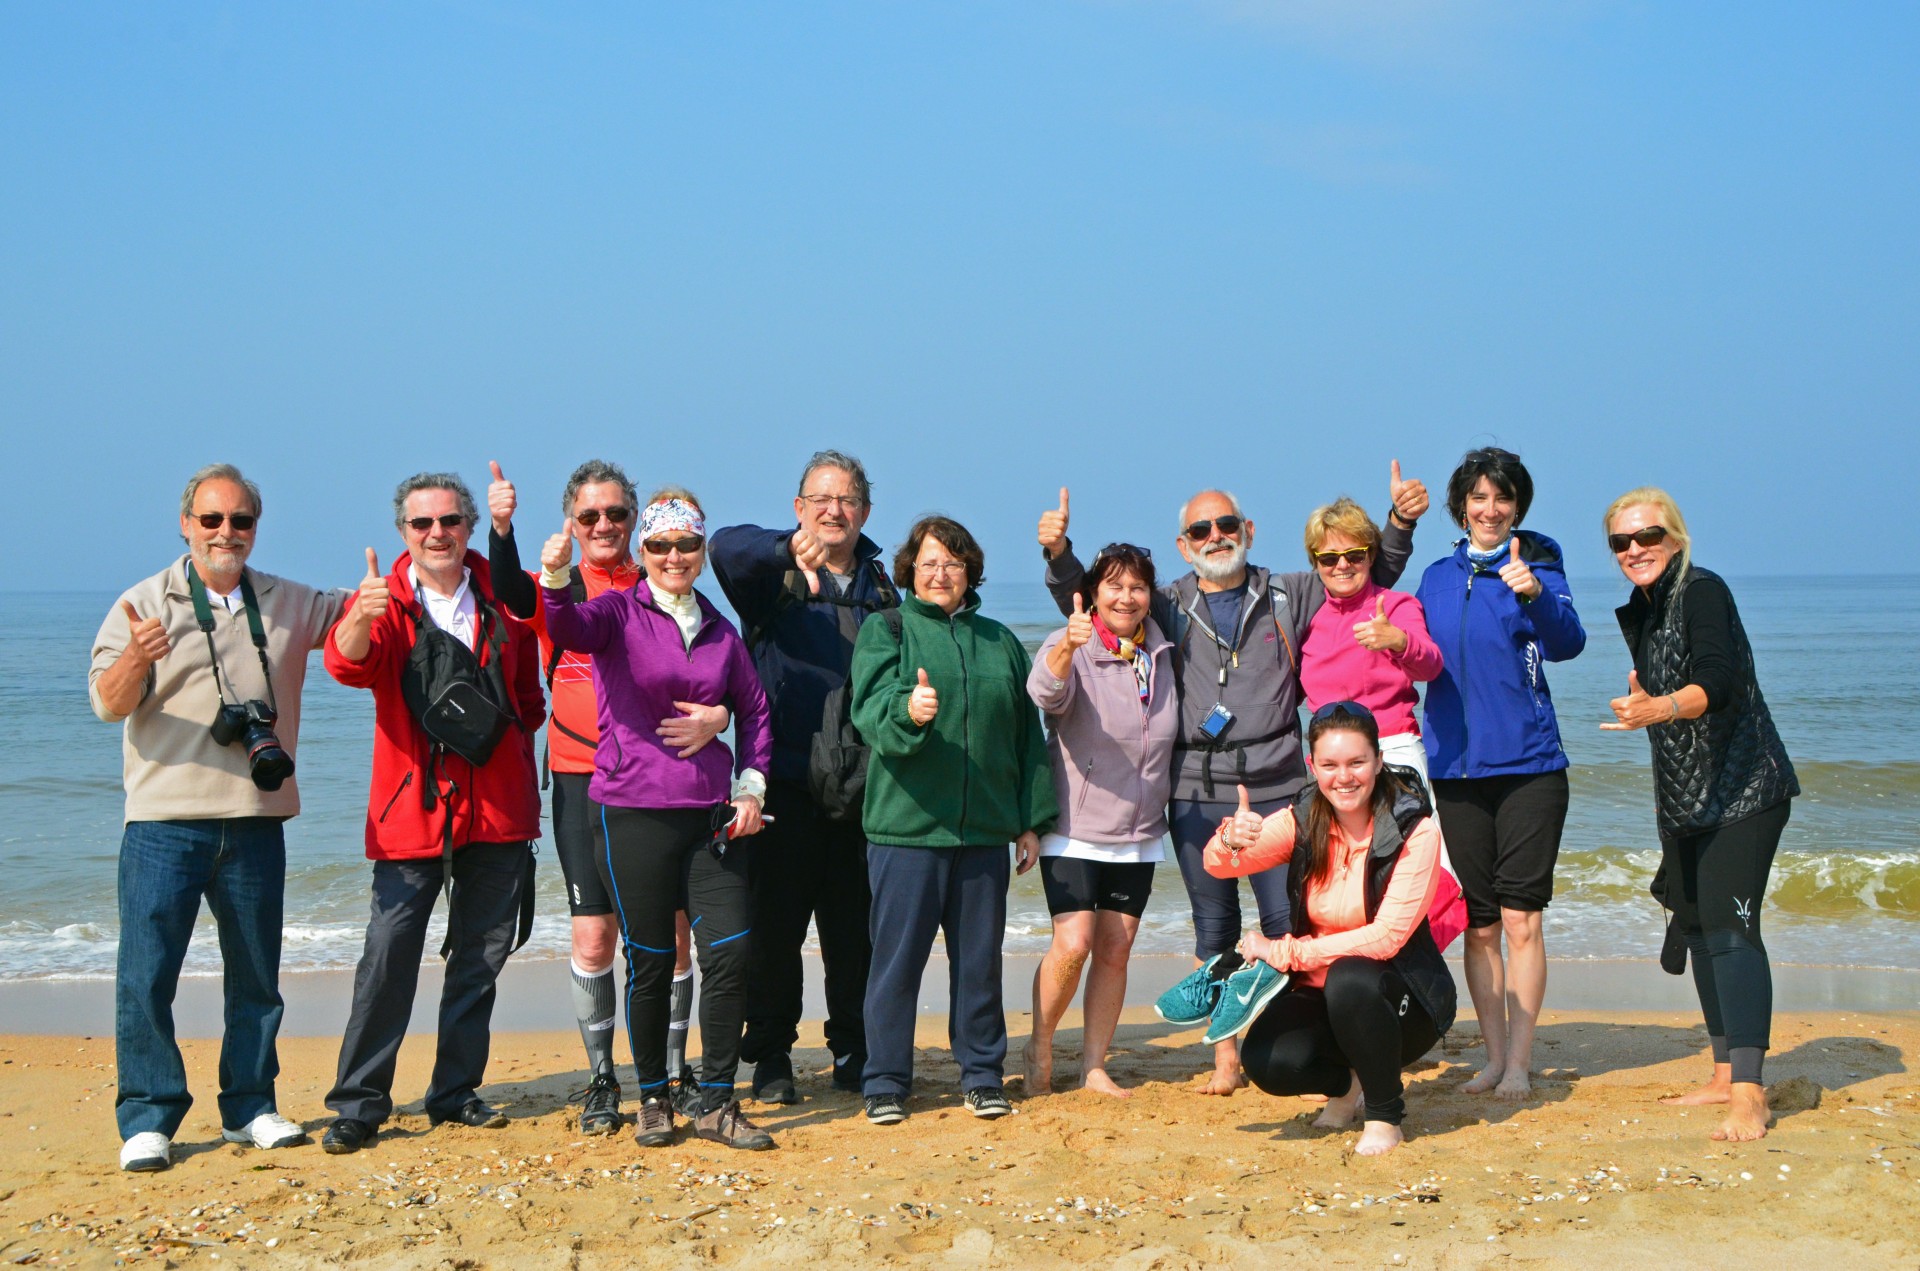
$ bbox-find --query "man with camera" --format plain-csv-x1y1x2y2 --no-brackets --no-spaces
90,463,346,1173
318,472,546,1155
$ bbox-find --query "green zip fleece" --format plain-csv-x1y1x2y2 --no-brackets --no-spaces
849,592,1059,848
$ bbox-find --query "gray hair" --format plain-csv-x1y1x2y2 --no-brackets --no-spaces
562,458,638,517
391,472,479,528
797,449,872,507
180,463,262,519
1177,489,1244,533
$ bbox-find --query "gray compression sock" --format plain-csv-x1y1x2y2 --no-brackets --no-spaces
1709,1034,1730,1064
570,960,617,1079
667,968,694,1075
1730,1046,1765,1086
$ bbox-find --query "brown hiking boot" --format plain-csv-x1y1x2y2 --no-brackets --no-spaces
633,1095,675,1147
694,1099,774,1150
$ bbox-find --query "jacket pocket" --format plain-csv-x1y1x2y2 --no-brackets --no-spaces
378,771,414,824
1073,759,1094,819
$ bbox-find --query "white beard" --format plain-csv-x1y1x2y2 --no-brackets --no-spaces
1190,538,1247,584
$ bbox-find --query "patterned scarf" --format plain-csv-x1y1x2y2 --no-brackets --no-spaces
1092,612,1152,704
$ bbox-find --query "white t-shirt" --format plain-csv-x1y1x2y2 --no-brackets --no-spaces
410,565,478,648
1038,831,1167,864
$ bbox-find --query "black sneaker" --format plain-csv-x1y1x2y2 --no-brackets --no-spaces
577,1071,622,1136
670,1066,703,1119
864,1094,907,1125
964,1086,1013,1119
633,1095,675,1148
752,1052,799,1105
831,1052,866,1093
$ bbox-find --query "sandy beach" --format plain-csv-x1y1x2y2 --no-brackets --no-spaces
2,957,1917,1269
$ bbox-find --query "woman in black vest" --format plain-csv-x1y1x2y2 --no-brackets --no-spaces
1601,487,1798,1143
1202,702,1456,1156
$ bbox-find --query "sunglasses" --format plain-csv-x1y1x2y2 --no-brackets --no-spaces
643,535,706,556
1183,515,1244,542
574,507,633,528
1607,525,1669,554
1091,541,1152,563
1311,699,1376,725
405,514,468,533
1313,547,1371,568
191,512,257,531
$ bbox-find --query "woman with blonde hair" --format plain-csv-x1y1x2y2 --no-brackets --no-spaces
1600,486,1797,1142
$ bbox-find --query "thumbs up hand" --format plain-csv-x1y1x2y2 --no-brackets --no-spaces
1063,592,1094,652
1351,594,1408,652
487,461,517,536
1497,535,1541,598
119,600,172,666
789,526,828,596
907,667,940,726
357,548,392,621
540,520,575,576
1602,669,1669,731
1389,459,1428,525
1037,486,1071,559
1219,783,1266,854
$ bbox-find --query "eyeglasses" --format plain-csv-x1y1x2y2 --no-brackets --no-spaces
574,507,632,528
642,535,706,556
191,512,257,531
1311,699,1376,725
1607,525,1669,554
800,494,866,510
1313,547,1371,568
914,561,968,577
405,514,468,533
1183,515,1244,542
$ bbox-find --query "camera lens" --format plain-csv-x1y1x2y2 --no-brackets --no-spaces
245,725,295,791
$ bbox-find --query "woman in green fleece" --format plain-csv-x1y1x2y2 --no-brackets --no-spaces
849,515,1058,1125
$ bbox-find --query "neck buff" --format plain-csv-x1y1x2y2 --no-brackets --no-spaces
1091,611,1152,704
640,498,705,540
1465,535,1513,570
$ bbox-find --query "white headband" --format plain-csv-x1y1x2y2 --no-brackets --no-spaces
640,498,705,540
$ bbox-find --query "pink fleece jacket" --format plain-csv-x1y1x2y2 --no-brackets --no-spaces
1299,580,1441,738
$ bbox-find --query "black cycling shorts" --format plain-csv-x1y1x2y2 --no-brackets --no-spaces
1039,856,1155,919
1432,769,1570,928
550,770,613,917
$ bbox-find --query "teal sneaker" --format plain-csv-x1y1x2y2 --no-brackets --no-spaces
1154,952,1239,1026
1202,959,1289,1044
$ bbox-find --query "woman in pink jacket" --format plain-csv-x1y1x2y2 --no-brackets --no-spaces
1024,543,1179,1097
1205,702,1457,1156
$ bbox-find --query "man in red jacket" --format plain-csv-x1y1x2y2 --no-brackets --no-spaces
318,472,546,1155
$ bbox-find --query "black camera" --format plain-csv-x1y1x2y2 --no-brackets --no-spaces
211,700,295,792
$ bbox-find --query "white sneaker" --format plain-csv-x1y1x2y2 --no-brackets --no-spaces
119,1131,172,1172
222,1111,311,1150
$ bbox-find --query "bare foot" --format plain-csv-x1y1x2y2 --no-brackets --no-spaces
1661,1079,1733,1107
1081,1068,1131,1099
1022,1041,1052,1095
1354,1121,1404,1155
1461,1063,1506,1095
1198,1066,1247,1096
1297,1093,1329,1104
1493,1069,1532,1101
1313,1089,1361,1131
1710,1084,1771,1142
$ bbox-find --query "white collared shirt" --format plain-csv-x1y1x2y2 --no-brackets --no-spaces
410,564,479,648
207,586,245,614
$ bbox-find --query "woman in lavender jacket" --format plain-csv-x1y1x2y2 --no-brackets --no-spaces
541,488,775,1151
1024,543,1179,1097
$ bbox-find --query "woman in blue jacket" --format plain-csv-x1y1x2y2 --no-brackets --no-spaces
1415,448,1585,1100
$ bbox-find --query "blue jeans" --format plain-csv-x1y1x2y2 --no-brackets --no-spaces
1169,796,1294,961
115,817,287,1139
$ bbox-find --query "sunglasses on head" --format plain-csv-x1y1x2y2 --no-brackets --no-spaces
574,507,633,528
191,512,257,531
1608,525,1669,554
1092,541,1152,562
1311,699,1376,725
1313,547,1370,568
643,535,706,556
405,514,468,533
1183,515,1244,542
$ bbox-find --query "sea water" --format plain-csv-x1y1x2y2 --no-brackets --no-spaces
5,575,1917,980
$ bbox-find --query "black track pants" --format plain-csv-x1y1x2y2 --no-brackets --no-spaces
1664,800,1790,1054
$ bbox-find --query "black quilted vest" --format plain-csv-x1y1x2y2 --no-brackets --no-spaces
1287,768,1457,1035
1615,565,1798,837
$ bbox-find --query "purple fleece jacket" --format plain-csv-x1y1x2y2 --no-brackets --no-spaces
542,578,772,810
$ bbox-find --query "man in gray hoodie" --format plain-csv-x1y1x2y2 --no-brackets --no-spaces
1037,469,1427,1092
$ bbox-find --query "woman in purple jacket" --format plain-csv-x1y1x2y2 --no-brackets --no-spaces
541,488,775,1151
1024,543,1179,1097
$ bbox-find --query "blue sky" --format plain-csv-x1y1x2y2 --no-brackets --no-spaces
4,2,1916,590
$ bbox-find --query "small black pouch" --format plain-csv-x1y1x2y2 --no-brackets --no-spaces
1659,913,1688,975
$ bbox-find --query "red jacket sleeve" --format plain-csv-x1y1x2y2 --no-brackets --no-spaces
323,587,402,688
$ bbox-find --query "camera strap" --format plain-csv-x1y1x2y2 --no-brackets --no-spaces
187,564,278,714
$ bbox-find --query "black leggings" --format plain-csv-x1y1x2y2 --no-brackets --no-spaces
1240,957,1439,1125
597,804,752,1104
1664,800,1790,1077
